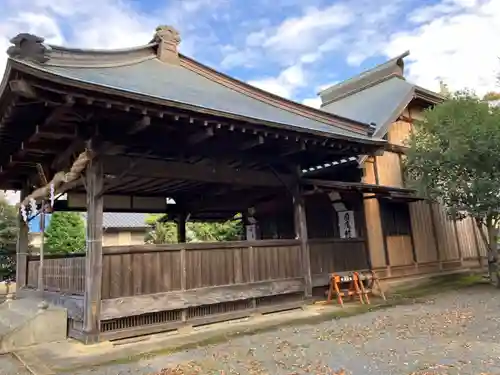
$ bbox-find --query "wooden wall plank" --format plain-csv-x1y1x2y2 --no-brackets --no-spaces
456,217,477,260
375,152,404,188
100,277,304,320
101,240,302,299
409,201,438,263
386,235,414,266
431,203,460,261
388,120,411,146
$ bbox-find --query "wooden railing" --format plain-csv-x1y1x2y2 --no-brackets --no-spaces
309,238,368,286
99,240,304,339
101,239,302,299
26,254,86,295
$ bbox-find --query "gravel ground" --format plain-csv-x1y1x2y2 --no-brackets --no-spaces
0,355,31,375
54,286,500,374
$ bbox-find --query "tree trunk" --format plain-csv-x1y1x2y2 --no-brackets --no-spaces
486,216,500,287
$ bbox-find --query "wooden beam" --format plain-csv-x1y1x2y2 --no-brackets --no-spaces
102,155,293,187
83,155,104,343
301,178,416,195
15,181,30,289
127,115,151,135
188,127,214,145
281,140,306,156
36,164,48,185
385,143,408,154
19,142,60,155
100,277,304,320
51,138,85,170
9,80,37,99
240,135,264,151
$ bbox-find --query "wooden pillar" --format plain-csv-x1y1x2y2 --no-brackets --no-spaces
293,185,312,298
83,156,104,343
15,182,30,289
177,213,186,243
373,157,390,273
37,203,46,292
358,193,372,270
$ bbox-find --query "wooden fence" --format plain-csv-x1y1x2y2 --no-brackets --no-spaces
26,254,86,295
99,239,305,340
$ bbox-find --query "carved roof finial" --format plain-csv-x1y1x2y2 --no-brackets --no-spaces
6,33,51,64
153,25,181,65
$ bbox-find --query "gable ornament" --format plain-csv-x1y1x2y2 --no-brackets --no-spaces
6,33,51,63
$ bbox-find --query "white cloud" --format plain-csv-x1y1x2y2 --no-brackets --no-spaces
0,0,223,73
385,0,500,95
302,97,322,108
3,191,20,205
262,4,353,54
248,64,307,99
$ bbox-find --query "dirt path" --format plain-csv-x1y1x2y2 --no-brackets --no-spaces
57,285,500,374
0,355,31,375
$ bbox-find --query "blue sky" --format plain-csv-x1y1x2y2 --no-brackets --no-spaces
0,0,498,109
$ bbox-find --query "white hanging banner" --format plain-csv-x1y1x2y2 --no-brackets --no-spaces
338,210,356,239
246,224,257,241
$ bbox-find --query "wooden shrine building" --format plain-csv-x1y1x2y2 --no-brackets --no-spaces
0,27,485,343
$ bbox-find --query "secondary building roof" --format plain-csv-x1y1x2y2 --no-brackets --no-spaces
101,213,149,230
319,51,445,139
302,51,445,174
322,77,414,137
29,213,149,233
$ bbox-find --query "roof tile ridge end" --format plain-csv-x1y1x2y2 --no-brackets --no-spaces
7,32,158,69
318,51,410,97
179,55,370,135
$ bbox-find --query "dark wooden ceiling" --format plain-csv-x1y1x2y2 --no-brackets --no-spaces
0,69,385,217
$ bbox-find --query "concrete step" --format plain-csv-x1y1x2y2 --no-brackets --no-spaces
0,297,67,354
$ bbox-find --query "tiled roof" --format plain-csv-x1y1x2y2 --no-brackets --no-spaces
101,213,149,229
319,51,409,105
29,212,150,233
321,77,415,137
304,52,443,175
22,58,370,140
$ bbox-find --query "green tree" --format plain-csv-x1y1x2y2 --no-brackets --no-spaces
0,195,18,281
404,91,500,284
145,214,177,244
0,196,18,250
44,212,85,253
144,214,243,244
188,220,242,242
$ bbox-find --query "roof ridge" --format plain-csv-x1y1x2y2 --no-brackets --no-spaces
321,74,407,107
179,55,374,135
7,33,159,68
319,51,410,104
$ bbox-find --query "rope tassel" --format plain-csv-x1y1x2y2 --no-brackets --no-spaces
20,149,93,207
20,204,27,222
29,198,37,216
